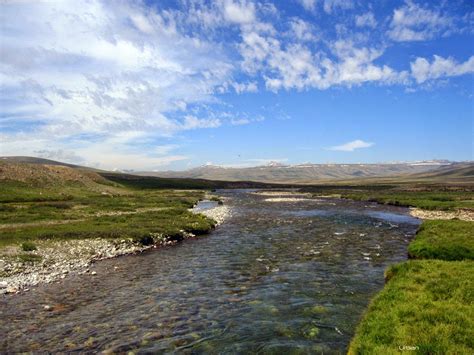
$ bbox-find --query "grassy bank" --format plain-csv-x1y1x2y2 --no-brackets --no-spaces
346,185,474,354
348,260,473,354
408,220,474,261
0,162,219,263
303,184,474,211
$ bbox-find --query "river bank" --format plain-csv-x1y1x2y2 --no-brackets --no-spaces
0,199,231,295
346,189,474,353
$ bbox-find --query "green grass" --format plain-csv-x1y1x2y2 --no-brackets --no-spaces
342,190,474,211
409,220,474,261
303,184,474,211
349,260,474,355
0,180,216,248
21,241,37,251
341,185,474,353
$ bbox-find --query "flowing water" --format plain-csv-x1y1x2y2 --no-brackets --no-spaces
1,190,420,353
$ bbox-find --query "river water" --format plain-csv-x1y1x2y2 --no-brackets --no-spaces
1,190,420,353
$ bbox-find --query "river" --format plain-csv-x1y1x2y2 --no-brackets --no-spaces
1,190,420,353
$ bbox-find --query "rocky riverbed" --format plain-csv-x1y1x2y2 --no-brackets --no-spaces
1,189,421,353
409,207,474,221
0,234,194,295
0,200,231,295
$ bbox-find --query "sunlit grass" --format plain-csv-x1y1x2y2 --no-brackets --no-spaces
409,220,474,260
349,260,474,354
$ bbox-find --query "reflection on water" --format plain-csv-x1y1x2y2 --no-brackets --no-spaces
1,190,420,353
365,210,420,224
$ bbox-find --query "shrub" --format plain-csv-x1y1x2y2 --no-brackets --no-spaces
21,241,37,251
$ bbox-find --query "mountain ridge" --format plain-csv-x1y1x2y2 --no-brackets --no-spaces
137,160,466,184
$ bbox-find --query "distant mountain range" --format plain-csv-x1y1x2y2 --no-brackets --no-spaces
1,156,472,185
138,160,465,183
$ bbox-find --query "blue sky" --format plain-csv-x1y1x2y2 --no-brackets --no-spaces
1,0,473,170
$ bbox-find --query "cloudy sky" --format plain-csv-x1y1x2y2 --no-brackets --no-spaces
1,0,473,170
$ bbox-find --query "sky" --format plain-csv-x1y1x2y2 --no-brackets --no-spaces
1,0,473,171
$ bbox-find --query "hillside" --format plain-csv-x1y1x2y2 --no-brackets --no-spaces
0,160,111,188
138,161,458,184
1,156,81,168
0,160,285,198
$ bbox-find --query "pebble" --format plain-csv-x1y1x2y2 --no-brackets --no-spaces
192,204,231,225
91,271,97,276
6,286,18,294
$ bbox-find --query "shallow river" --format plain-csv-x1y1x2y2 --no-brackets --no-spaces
1,190,420,353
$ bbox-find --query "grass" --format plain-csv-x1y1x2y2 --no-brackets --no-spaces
21,241,37,251
0,179,216,248
408,220,474,261
343,185,474,354
303,184,474,211
342,190,474,211
348,260,474,354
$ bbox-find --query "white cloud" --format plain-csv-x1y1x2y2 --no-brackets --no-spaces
355,12,377,28
1,0,472,170
297,0,353,13
231,81,259,93
328,139,374,152
323,0,354,14
33,149,85,165
222,0,256,24
0,0,233,169
182,115,222,129
410,55,474,83
240,35,406,91
289,18,317,41
230,115,264,125
298,0,317,11
388,1,452,42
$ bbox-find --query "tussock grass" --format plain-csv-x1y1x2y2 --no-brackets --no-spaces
20,241,37,251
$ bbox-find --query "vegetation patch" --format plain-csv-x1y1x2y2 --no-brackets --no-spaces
304,184,474,211
0,172,216,249
408,220,474,261
20,241,37,251
349,260,474,354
